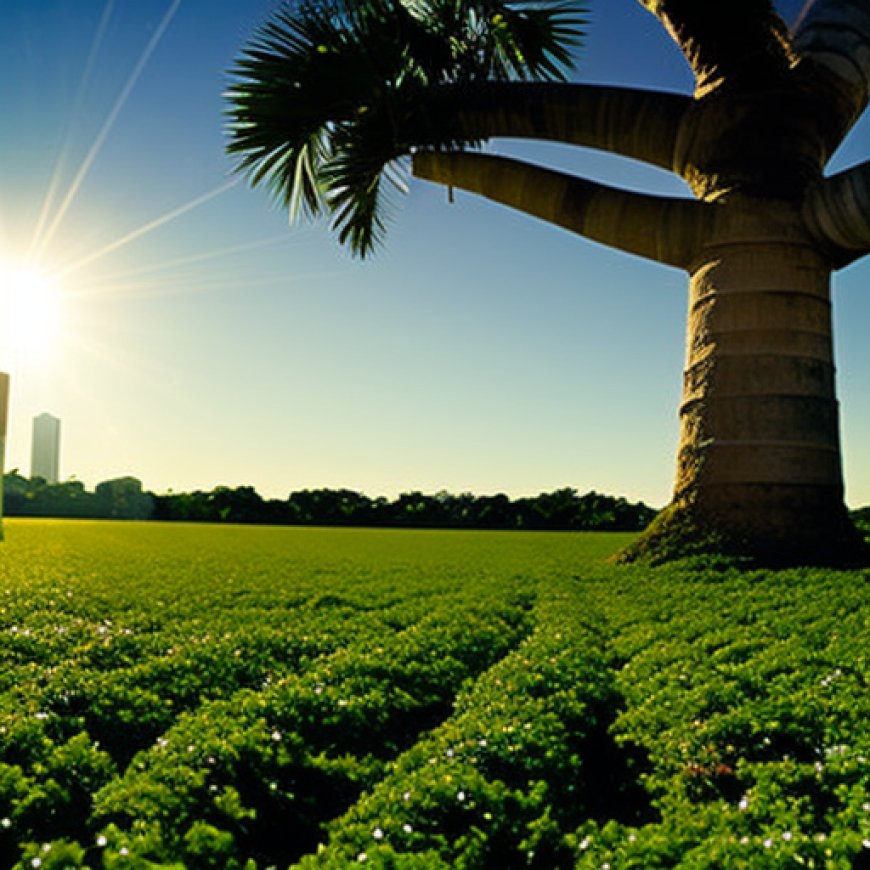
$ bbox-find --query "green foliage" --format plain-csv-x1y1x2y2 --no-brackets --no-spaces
225,0,585,255
2,520,870,866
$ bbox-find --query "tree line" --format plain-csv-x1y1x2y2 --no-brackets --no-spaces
2,471,658,531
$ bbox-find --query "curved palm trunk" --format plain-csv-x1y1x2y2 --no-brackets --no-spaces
229,0,870,565
629,200,864,563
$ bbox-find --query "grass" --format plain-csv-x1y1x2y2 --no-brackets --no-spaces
1,519,869,868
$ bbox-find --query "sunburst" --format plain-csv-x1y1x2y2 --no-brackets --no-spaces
0,261,64,372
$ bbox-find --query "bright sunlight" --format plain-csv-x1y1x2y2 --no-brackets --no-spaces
0,260,64,370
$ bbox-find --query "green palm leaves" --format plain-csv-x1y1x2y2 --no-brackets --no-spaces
226,1,585,256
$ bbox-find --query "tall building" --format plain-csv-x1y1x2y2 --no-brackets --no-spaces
0,373,9,539
31,412,60,484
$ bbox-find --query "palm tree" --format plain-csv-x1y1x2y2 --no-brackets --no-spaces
226,0,870,565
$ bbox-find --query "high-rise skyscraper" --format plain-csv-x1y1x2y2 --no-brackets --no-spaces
0,373,9,540
31,412,61,484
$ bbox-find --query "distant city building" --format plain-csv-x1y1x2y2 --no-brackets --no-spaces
31,413,61,484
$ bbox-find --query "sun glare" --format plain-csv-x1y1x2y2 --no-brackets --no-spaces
0,261,64,370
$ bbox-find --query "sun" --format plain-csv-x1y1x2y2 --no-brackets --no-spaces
0,260,64,370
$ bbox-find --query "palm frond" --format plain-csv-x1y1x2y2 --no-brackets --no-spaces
226,0,586,256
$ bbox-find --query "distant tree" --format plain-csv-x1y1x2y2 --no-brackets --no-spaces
206,486,265,523
227,0,870,565
286,488,375,525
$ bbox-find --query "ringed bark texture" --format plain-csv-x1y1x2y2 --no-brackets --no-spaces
623,199,866,565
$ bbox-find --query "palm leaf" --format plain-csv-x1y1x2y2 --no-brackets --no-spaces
226,0,586,256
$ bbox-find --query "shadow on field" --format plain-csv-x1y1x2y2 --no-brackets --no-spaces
573,698,657,829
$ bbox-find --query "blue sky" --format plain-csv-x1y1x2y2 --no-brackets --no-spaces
1,0,869,507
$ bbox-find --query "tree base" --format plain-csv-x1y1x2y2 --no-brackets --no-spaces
617,491,870,568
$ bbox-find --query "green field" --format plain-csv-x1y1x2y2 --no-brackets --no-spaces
1,519,870,868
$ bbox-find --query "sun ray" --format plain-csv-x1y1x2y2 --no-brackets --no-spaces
33,0,183,259
28,0,117,260
68,234,291,298
56,178,240,280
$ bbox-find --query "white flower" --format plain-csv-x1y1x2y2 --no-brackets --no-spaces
271,730,282,742
402,792,411,802
579,838,591,850
403,823,413,834
738,797,749,811
863,839,870,849
763,838,773,849
783,831,792,841
97,835,108,847
0,818,10,829
119,847,129,856
373,828,384,840
457,791,466,802
357,853,367,863
31,859,41,869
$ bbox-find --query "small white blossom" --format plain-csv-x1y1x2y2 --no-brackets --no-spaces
763,838,773,849
373,828,384,840
403,823,413,834
738,797,749,811
119,847,129,856
783,831,793,841
31,859,41,869
1,818,10,829
97,835,108,847
457,791,466,802
579,838,591,850
357,853,367,863
271,730,282,742
863,839,870,849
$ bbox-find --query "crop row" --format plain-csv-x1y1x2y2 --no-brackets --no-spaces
4,522,870,867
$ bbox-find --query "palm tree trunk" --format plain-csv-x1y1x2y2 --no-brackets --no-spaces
626,199,865,564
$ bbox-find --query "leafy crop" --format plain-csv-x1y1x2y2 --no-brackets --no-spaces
1,520,869,868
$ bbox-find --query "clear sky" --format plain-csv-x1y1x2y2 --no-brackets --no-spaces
1,0,869,507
